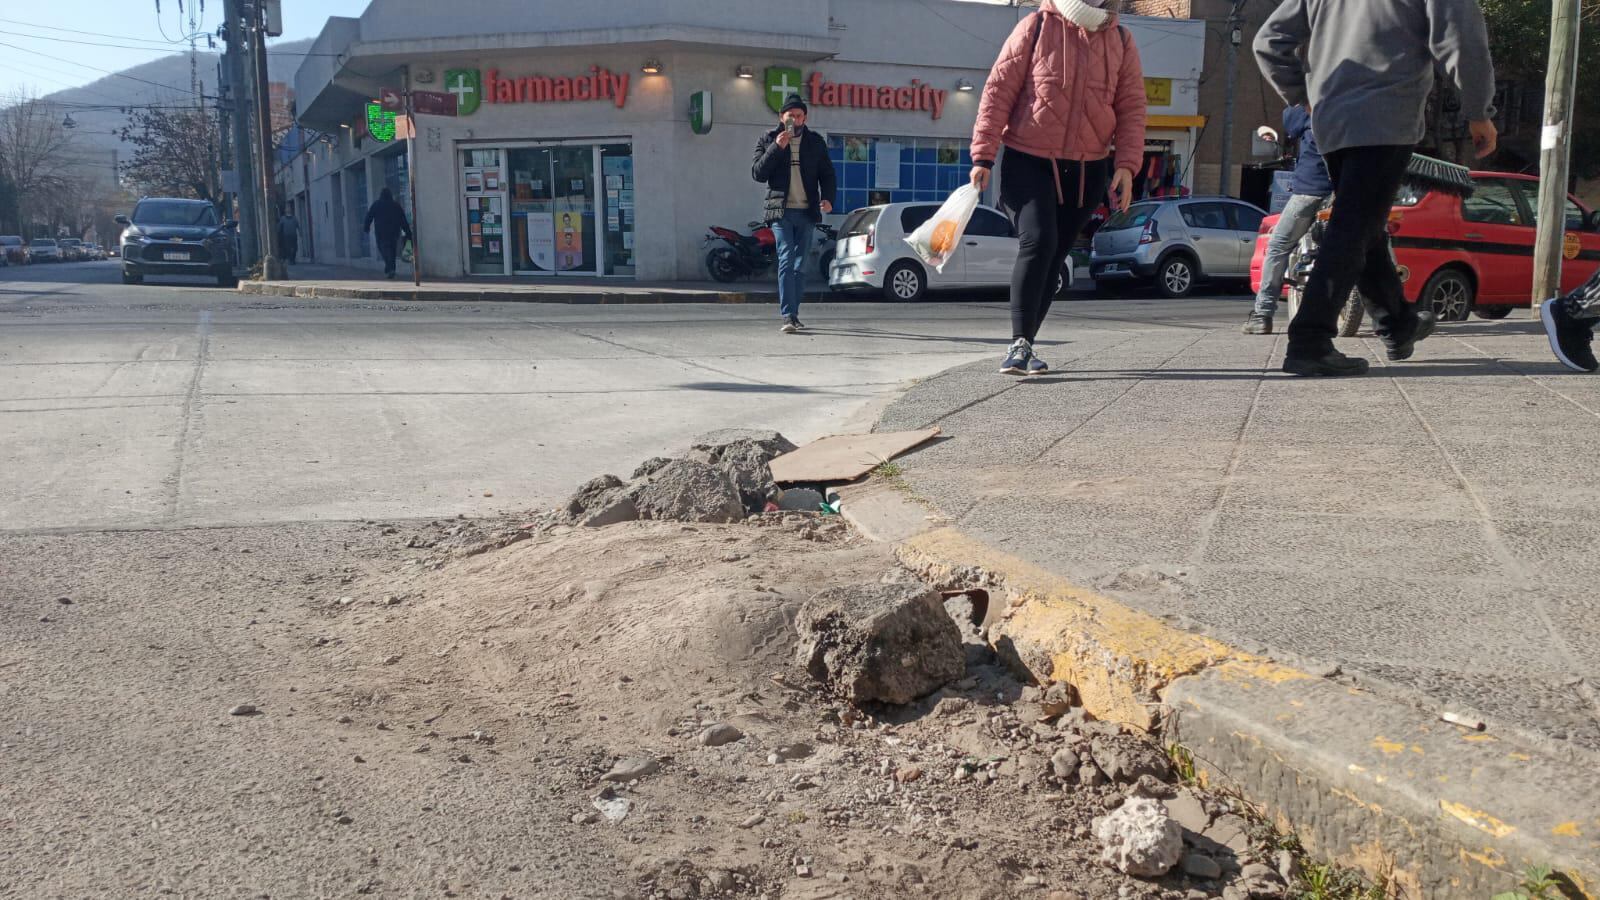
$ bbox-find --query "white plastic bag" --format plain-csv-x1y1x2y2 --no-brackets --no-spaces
904,184,980,273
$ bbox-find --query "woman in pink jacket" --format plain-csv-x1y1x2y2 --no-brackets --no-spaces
970,0,1147,375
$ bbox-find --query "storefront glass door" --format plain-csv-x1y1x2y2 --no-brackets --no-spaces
499,144,605,276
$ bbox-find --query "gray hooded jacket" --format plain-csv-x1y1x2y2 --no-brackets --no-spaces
1253,0,1494,156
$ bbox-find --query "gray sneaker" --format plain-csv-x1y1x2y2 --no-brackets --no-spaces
1242,312,1273,335
999,338,1032,375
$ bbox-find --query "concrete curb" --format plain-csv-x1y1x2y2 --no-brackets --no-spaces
891,526,1600,900
237,281,775,304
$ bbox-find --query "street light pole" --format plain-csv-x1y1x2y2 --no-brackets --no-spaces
1218,1,1245,197
222,0,258,266
1531,0,1581,307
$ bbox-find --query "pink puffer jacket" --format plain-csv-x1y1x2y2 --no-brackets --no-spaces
971,2,1147,185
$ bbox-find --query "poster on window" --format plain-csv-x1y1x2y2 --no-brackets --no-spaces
465,171,483,192
874,141,902,189
526,212,556,270
555,211,584,271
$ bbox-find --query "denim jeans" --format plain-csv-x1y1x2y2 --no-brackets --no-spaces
1254,192,1324,315
771,208,814,320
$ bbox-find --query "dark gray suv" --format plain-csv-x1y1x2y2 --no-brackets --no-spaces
117,198,238,287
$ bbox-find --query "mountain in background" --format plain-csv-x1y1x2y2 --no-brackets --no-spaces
30,39,314,169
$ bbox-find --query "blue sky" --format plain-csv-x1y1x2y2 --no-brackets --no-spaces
0,1,372,99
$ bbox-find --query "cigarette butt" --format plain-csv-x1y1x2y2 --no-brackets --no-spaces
1441,711,1486,731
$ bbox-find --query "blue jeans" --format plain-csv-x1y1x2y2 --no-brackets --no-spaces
771,208,814,320
1254,192,1324,315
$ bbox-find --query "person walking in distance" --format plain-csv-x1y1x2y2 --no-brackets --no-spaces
752,95,837,334
970,0,1146,375
1245,104,1331,335
277,209,300,266
363,188,414,280
1255,0,1496,376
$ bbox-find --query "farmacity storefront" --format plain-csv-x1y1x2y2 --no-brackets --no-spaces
285,0,1204,281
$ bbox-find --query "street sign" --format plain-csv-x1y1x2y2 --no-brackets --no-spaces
395,114,417,140
379,87,403,112
411,89,459,117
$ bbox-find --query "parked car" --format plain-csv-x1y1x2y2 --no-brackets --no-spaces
1090,197,1266,298
828,202,1069,301
117,198,238,287
1250,171,1600,321
58,237,85,261
29,238,60,262
0,235,26,264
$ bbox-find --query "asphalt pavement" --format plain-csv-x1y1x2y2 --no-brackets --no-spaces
0,261,1245,531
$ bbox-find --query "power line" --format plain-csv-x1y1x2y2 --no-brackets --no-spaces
0,17,204,46
0,25,331,57
0,41,205,96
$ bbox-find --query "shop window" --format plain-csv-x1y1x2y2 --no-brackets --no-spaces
826,134,978,213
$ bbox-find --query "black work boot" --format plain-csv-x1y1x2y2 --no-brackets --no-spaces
1378,308,1437,361
1242,312,1274,335
1282,350,1370,377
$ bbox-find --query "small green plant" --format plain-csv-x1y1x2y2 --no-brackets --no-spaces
786,811,808,825
1492,866,1565,900
870,460,904,480
1296,862,1388,900
1166,742,1197,784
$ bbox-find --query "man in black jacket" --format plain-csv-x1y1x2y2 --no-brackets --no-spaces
363,188,414,280
753,95,836,333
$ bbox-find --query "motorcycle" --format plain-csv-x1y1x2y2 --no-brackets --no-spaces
704,220,837,283
1283,153,1475,336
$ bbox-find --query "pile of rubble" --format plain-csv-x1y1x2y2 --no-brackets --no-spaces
563,430,827,528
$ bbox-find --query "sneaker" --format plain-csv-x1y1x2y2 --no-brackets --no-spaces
1381,310,1436,361
1026,354,1049,375
1242,313,1273,335
792,316,806,330
780,318,799,334
999,338,1032,375
1541,297,1599,372
1282,350,1370,377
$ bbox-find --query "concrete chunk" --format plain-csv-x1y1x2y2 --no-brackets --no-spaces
795,582,965,705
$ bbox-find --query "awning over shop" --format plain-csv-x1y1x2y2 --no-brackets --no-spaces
1148,115,1206,129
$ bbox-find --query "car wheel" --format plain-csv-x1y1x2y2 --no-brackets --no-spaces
1156,254,1196,298
121,269,142,285
1055,265,1073,297
1472,305,1514,320
1419,267,1474,322
883,261,926,302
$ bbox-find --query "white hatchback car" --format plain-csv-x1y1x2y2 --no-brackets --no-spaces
828,202,1067,301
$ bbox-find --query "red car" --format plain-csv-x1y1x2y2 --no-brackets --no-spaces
1250,171,1600,320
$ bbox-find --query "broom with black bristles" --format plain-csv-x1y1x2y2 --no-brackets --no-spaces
1403,153,1475,197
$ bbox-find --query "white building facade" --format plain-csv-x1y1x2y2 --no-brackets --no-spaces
284,0,1205,280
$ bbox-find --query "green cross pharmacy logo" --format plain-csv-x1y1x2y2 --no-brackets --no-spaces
764,66,802,115
444,69,481,116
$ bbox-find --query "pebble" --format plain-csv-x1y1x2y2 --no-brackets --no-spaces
338,597,355,606
739,813,765,829
602,756,661,782
1024,876,1044,886
1182,854,1222,880
229,704,258,716
794,865,812,878
1050,748,1080,780
56,597,72,605
384,595,402,606
337,715,353,724
894,766,924,784
698,724,744,747
383,655,402,665
571,811,600,825
1241,863,1280,883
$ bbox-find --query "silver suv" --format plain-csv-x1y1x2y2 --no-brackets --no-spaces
1090,197,1266,298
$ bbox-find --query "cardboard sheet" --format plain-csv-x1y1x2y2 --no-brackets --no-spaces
768,428,941,484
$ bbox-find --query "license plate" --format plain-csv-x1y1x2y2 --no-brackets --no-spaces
163,251,189,261
1102,263,1122,272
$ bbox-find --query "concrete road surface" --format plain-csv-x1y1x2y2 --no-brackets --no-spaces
0,261,1247,531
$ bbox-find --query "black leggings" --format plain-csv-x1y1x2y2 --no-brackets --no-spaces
1000,148,1110,342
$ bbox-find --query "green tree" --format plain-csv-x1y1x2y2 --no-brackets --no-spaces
1479,0,1600,176
117,106,218,202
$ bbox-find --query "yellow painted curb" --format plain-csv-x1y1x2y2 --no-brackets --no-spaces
896,527,1310,731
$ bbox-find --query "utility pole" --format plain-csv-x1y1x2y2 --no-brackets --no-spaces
1532,0,1581,307
222,0,259,266
404,67,423,286
248,0,286,279
1218,0,1246,197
